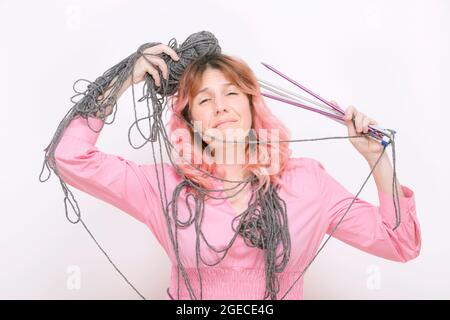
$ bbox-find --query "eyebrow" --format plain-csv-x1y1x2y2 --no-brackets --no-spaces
196,82,234,96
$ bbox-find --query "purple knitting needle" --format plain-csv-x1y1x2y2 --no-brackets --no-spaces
261,92,344,122
261,62,383,139
261,62,345,115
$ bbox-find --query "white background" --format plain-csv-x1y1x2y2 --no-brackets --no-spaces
0,0,448,299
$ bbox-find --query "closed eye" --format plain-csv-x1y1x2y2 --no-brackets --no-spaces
199,93,237,105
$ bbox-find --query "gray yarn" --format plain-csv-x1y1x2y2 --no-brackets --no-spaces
39,30,401,300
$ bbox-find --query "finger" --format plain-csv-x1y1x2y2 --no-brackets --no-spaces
146,55,169,80
346,117,356,136
147,44,180,61
329,100,340,111
354,112,365,133
160,45,180,61
366,118,379,134
362,117,372,133
344,106,356,121
142,61,161,86
341,105,357,135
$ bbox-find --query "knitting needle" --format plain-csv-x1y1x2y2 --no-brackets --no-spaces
261,82,388,144
260,90,345,123
260,62,394,146
260,61,386,140
258,79,338,115
258,79,345,125
261,62,346,115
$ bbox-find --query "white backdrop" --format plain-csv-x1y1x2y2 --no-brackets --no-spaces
1,0,448,299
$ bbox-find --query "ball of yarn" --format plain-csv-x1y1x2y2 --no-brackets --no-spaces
138,30,222,96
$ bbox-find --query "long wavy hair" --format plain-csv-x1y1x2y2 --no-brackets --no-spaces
167,53,292,199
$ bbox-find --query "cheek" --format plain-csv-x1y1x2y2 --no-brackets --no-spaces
238,101,252,128
190,105,204,121
190,106,212,128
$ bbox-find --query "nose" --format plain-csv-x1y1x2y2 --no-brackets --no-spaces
213,97,228,115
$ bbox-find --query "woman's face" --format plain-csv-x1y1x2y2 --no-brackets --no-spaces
189,68,252,145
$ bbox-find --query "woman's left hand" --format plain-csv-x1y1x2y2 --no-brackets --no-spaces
331,101,385,163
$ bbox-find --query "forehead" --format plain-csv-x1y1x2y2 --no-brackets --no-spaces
195,69,236,94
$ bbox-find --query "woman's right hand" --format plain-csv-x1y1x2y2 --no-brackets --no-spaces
132,44,180,87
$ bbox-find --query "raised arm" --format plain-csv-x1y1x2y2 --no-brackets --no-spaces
53,44,180,250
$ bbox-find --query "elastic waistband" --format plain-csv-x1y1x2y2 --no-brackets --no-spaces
167,265,303,300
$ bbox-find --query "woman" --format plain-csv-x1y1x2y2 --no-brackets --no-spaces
54,43,421,300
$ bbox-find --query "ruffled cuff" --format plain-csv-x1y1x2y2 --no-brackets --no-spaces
63,115,105,145
378,185,417,227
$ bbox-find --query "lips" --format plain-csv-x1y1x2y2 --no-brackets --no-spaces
213,119,237,128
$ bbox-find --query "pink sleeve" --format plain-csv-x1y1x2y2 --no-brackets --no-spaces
53,115,177,252
310,158,421,263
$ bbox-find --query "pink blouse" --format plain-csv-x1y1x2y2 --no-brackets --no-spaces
54,115,421,300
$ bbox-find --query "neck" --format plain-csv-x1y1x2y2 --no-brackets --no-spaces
213,143,250,181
